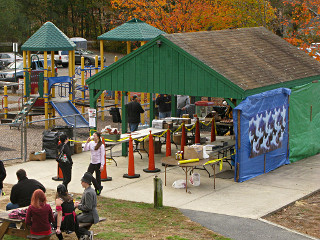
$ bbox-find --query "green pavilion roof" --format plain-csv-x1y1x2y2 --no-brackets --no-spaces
98,18,166,41
21,22,76,51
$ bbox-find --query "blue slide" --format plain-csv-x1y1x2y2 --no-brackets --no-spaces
50,101,89,128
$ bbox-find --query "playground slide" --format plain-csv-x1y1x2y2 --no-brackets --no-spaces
50,100,89,128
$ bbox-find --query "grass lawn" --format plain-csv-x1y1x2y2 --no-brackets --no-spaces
3,193,231,240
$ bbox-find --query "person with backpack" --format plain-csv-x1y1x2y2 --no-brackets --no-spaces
57,134,73,192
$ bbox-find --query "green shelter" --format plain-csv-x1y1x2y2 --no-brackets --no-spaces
87,26,320,157
98,18,166,54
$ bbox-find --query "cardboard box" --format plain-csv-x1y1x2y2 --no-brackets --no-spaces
173,133,182,145
163,122,173,129
74,142,82,154
184,145,203,160
143,139,162,154
29,152,46,161
152,120,164,129
102,134,120,141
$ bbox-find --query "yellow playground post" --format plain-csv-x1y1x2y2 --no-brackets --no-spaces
81,56,85,113
4,86,8,119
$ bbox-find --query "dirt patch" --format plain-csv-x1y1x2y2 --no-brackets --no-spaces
263,190,320,239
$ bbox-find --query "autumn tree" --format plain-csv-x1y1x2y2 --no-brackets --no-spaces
279,0,320,60
111,0,276,33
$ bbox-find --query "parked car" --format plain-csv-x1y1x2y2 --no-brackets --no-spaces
0,59,58,90
74,49,105,66
0,52,23,67
53,50,69,68
0,60,5,70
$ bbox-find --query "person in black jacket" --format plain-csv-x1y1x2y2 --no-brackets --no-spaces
126,95,145,132
57,134,73,192
0,160,6,196
6,169,46,210
156,94,171,119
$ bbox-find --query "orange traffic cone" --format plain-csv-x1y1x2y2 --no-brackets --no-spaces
144,131,160,173
52,140,63,181
211,117,216,142
123,135,140,178
181,123,186,159
101,137,112,181
166,129,171,157
195,118,200,144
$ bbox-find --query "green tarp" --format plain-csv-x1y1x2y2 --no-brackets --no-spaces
289,81,320,162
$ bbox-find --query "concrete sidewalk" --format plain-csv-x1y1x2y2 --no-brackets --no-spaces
3,141,320,239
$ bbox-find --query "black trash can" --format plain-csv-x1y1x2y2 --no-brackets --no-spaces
42,131,61,159
51,126,75,155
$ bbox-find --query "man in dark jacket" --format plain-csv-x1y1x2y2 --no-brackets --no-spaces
156,94,171,119
6,169,46,210
126,95,145,132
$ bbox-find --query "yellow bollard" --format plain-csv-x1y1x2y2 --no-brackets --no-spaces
100,40,104,70
81,56,85,113
44,80,49,130
4,86,8,119
127,41,131,54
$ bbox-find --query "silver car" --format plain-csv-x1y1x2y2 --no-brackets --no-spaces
0,52,23,67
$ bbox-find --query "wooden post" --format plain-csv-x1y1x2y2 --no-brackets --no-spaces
154,176,163,208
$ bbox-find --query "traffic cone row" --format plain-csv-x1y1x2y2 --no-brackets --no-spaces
166,129,171,157
181,123,186,159
195,118,200,144
123,135,140,178
101,137,112,181
211,117,216,142
143,131,160,173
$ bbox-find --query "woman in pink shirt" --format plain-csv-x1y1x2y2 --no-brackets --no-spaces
25,189,54,236
84,132,105,195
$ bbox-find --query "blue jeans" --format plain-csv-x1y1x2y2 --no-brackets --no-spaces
129,122,139,132
6,202,20,211
176,109,187,118
159,111,171,119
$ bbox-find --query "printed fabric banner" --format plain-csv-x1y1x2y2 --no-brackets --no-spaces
233,88,291,182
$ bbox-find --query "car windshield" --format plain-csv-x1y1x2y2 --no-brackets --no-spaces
7,61,24,70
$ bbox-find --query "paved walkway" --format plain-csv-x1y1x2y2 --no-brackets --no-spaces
3,138,320,239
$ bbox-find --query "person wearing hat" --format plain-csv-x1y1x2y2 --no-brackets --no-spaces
74,172,98,239
126,94,145,132
57,134,73,192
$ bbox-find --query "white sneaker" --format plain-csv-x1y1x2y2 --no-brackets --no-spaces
89,231,93,240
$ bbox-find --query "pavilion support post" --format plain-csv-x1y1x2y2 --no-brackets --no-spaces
122,91,128,156
171,95,176,117
89,88,98,136
141,93,145,125
127,41,131,54
149,93,154,127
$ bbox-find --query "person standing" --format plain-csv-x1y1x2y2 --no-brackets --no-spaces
25,189,54,236
177,95,190,117
126,94,145,132
6,169,46,210
0,160,6,196
57,134,73,192
156,94,171,119
74,172,98,240
84,132,105,195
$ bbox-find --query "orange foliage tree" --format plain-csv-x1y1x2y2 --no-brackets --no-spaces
281,0,320,60
111,0,276,33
